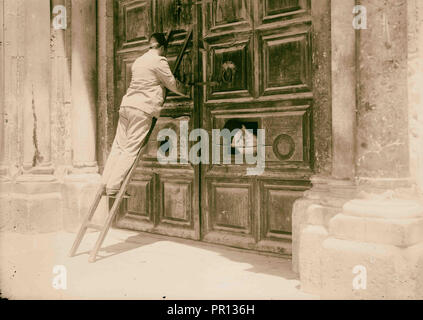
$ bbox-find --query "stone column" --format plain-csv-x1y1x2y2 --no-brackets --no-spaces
11,0,62,233
354,0,410,190
20,0,54,176
320,0,423,299
0,0,6,180
292,0,358,277
0,0,10,231
1,0,22,231
2,0,24,180
63,0,104,232
97,0,116,170
70,0,98,173
408,0,423,195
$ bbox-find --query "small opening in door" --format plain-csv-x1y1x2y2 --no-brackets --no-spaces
223,119,259,156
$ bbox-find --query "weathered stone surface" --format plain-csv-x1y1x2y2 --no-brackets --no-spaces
292,177,354,274
0,182,12,231
330,214,423,248
297,194,423,298
317,197,423,299
321,238,423,299
22,0,53,172
357,0,409,179
331,0,356,180
311,0,332,175
10,192,62,233
62,174,104,232
408,0,423,195
299,225,328,294
71,0,98,173
292,198,315,273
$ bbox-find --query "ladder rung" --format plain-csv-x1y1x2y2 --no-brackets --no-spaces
86,223,103,231
108,194,131,199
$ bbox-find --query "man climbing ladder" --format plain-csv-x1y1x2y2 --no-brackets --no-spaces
69,30,192,262
103,32,190,195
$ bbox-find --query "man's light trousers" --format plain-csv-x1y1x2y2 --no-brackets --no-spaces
101,107,153,193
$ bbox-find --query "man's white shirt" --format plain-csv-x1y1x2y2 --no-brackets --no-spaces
120,49,188,118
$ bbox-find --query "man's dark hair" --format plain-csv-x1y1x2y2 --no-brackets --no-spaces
149,33,168,49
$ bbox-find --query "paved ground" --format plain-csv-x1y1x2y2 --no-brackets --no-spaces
0,229,318,300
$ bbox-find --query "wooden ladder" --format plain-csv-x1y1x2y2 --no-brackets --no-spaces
68,28,193,263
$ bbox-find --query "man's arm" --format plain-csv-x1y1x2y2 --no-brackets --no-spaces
155,57,190,97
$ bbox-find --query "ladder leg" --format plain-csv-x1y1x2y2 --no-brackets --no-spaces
88,194,123,263
86,120,156,263
68,184,106,257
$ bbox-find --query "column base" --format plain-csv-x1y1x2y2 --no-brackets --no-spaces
302,197,423,299
9,174,62,233
292,176,356,273
0,165,10,182
0,180,13,231
63,173,106,232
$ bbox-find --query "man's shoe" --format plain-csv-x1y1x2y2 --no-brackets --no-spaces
106,189,119,196
106,189,131,198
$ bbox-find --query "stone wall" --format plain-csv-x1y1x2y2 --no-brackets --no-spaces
293,0,423,299
408,0,423,195
0,0,105,233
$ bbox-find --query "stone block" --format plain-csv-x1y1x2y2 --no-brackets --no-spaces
298,225,328,294
292,198,315,273
321,238,423,299
7,178,62,233
63,174,105,232
318,198,423,299
0,182,13,231
292,197,341,273
330,214,423,247
10,192,62,233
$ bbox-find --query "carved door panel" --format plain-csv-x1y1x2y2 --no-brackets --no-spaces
114,0,200,240
200,0,312,254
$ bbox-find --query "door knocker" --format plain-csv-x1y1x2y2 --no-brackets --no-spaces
220,61,236,85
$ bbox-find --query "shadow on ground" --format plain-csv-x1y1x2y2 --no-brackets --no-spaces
91,228,298,280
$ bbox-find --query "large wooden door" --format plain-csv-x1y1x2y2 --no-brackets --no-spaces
200,0,312,254
113,0,313,255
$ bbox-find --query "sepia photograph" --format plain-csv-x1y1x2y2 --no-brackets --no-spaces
0,0,422,306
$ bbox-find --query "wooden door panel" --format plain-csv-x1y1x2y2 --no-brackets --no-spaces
261,183,308,236
160,178,193,225
157,0,193,33
259,26,312,96
126,178,154,219
116,0,154,50
206,37,254,101
210,181,253,234
256,0,310,25
155,173,197,239
117,172,156,232
203,0,252,35
141,116,191,162
262,108,311,166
